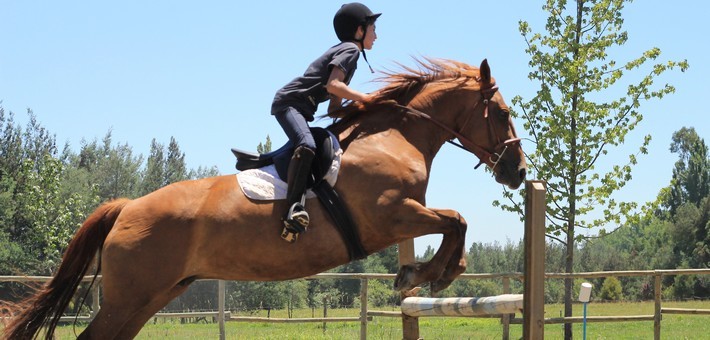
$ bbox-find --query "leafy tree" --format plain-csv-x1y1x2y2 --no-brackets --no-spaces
334,259,365,306
141,139,166,195
189,165,220,179
257,135,272,154
165,137,188,184
0,108,25,178
372,245,399,273
0,173,24,275
98,141,142,200
695,198,710,267
73,131,143,200
0,107,70,273
419,245,435,262
500,0,688,335
665,127,710,215
226,280,307,311
12,156,93,274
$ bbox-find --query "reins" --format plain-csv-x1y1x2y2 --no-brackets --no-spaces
394,83,521,171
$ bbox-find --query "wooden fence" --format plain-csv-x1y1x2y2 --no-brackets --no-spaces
2,268,709,339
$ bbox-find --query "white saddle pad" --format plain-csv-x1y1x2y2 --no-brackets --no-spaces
236,149,343,201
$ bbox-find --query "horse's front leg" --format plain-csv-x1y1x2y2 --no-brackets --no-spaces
429,219,467,294
390,199,467,292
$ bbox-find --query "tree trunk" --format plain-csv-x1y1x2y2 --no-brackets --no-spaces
565,223,575,339
565,1,584,338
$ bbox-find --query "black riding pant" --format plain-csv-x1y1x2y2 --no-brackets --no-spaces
274,107,316,151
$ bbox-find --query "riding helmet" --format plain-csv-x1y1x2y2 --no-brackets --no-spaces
333,3,381,42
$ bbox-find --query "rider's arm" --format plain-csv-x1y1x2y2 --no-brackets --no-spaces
328,95,343,114
325,66,372,103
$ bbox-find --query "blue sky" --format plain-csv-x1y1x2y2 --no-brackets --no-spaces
1,1,707,255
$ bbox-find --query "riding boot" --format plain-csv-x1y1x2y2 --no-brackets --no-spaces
281,145,316,243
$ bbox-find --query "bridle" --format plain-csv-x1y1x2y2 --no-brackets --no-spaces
395,83,521,171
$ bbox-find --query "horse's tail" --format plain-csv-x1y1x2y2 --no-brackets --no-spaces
1,198,130,340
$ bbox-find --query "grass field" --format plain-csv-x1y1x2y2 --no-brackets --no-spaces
35,300,710,339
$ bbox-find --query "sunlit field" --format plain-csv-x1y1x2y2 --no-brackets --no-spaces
27,300,706,339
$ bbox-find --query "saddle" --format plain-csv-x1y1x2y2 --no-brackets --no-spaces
232,127,337,187
231,127,367,261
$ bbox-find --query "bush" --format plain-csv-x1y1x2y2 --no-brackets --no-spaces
600,277,623,301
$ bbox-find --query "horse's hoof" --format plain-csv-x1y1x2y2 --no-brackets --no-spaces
394,264,418,291
403,287,421,297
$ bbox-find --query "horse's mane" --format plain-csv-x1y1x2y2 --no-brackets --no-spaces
326,58,484,133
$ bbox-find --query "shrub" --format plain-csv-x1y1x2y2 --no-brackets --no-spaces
600,277,623,301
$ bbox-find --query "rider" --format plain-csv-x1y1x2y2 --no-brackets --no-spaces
271,2,381,242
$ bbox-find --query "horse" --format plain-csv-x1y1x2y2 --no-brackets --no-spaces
1,58,526,339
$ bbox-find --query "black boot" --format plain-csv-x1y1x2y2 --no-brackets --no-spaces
281,145,315,243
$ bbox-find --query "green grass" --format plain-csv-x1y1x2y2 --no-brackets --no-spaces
33,300,710,339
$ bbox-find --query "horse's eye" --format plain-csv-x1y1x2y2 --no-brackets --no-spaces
500,109,511,120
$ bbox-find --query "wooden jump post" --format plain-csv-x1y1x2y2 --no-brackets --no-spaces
524,180,546,339
399,180,546,340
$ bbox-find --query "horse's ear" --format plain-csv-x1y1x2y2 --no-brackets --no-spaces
480,59,491,83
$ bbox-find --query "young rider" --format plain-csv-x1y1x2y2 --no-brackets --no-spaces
271,3,380,242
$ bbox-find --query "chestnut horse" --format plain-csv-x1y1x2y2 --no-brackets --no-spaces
1,59,526,339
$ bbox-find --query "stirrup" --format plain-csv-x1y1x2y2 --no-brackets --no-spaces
281,203,309,243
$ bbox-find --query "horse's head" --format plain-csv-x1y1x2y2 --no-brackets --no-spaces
327,58,527,189
457,59,527,189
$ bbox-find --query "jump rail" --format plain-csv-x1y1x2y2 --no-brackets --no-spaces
401,295,523,317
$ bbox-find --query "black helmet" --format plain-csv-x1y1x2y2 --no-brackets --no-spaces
333,3,381,42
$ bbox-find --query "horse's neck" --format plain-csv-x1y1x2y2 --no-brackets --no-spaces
395,97,462,159
336,100,457,169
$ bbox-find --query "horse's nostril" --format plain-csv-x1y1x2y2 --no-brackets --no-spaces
519,168,527,181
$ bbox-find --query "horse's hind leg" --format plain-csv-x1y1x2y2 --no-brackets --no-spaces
78,301,134,340
391,200,467,291
79,277,193,340
113,280,194,339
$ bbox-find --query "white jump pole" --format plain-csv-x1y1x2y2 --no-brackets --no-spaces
401,294,523,317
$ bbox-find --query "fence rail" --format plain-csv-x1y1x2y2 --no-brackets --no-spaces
2,268,709,339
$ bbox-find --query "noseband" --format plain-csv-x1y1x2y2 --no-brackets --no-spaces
396,83,521,171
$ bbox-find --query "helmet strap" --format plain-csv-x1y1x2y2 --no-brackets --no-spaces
358,24,375,74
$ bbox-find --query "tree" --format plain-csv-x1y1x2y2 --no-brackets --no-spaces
0,107,99,274
257,135,272,154
96,134,142,200
0,108,26,178
165,137,187,185
665,127,710,215
189,165,220,179
503,1,688,337
73,131,143,201
140,139,165,195
13,156,92,274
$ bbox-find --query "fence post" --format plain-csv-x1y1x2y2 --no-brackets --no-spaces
323,295,328,332
654,273,662,340
399,238,420,340
360,277,368,340
502,276,511,340
91,283,100,320
523,180,546,340
218,280,226,340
